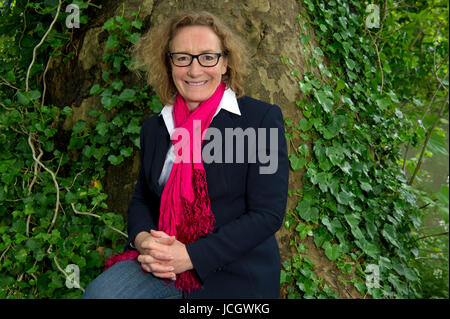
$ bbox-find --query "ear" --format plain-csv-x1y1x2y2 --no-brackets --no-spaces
221,56,228,75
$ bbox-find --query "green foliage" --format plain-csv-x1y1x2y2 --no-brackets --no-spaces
282,0,448,298
0,0,158,298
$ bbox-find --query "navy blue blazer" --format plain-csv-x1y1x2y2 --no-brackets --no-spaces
126,96,289,298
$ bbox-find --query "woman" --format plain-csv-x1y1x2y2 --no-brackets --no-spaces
83,10,289,299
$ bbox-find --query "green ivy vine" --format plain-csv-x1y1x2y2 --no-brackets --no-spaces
0,0,159,298
279,0,448,299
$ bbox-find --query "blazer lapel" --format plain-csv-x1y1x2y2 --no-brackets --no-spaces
151,116,171,197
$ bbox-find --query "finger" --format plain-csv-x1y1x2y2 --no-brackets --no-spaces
137,254,152,264
138,254,170,265
152,271,177,281
151,229,171,238
140,238,163,250
140,263,151,273
142,241,169,252
149,250,174,261
149,262,175,273
155,236,176,245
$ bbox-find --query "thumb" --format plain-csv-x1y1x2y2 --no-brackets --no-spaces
150,229,169,238
157,235,176,245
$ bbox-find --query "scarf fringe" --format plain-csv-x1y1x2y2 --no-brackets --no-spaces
174,169,215,291
104,249,139,271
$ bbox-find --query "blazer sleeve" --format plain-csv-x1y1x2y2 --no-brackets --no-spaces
125,119,158,249
185,104,289,281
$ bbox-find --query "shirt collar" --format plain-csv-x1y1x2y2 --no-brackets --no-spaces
159,87,241,134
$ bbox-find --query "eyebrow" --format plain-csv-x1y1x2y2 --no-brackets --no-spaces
170,50,220,54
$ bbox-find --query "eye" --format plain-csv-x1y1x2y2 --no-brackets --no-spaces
203,54,216,61
175,54,189,62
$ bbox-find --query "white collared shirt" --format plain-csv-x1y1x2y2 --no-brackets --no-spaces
157,88,241,186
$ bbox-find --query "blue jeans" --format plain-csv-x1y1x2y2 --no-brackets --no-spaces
82,260,182,299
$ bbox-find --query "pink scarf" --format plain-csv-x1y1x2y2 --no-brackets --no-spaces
159,82,225,291
105,82,226,293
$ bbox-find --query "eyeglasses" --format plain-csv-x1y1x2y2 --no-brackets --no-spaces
169,52,223,67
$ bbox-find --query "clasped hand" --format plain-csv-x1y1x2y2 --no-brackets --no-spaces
135,229,193,281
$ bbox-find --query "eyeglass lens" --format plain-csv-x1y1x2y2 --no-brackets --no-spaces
171,53,220,67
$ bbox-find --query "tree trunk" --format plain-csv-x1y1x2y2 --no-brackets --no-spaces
46,0,362,298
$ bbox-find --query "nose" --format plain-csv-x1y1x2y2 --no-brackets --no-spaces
187,58,203,77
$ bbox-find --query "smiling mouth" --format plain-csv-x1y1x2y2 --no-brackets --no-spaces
185,80,208,86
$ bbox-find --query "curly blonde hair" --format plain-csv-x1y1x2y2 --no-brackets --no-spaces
131,10,249,105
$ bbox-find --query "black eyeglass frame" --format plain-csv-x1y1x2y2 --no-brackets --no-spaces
168,52,223,67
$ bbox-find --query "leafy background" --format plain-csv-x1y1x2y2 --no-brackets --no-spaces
0,0,448,298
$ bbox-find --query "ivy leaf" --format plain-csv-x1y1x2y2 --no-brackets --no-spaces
131,20,143,29
299,81,313,95
336,190,354,205
324,115,346,139
316,172,329,193
92,146,109,160
382,224,400,248
327,178,340,196
298,118,311,131
351,226,365,240
96,122,109,136
295,222,313,239
284,214,296,230
90,84,103,95
119,88,136,102
126,32,140,44
344,213,360,230
289,154,306,171
72,120,87,135
297,144,309,156
323,241,342,261
113,56,124,70
318,63,332,78
149,95,163,113
111,79,124,91
360,181,373,192
341,95,354,109
105,34,119,49
338,161,352,175
103,17,119,31
108,154,124,166
345,58,356,70
125,118,141,134
336,79,346,91
321,216,343,235
388,274,408,296
314,47,324,56
314,90,333,113
403,267,419,282
4,70,15,82
101,96,113,110
300,33,310,45
61,106,73,117
120,147,133,157
356,239,380,258
17,91,31,106
376,98,391,110
313,225,332,248
296,199,319,223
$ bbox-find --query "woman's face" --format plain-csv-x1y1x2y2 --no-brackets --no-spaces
170,25,228,111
